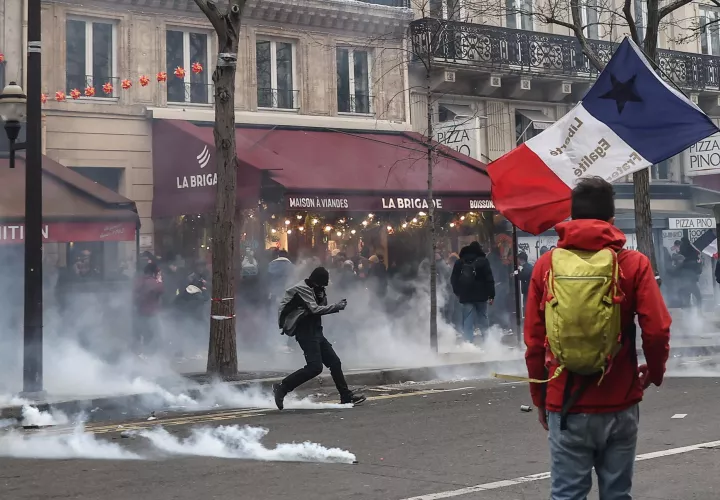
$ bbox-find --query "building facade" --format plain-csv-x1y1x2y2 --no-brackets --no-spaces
407,0,720,290
17,0,413,256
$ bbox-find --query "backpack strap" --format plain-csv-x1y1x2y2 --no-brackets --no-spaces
560,373,593,431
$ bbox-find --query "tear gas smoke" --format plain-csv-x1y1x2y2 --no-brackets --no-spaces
21,405,69,427
0,422,142,460
0,409,355,463
137,425,356,463
0,252,717,413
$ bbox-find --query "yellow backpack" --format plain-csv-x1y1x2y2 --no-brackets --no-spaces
493,247,624,384
543,248,624,382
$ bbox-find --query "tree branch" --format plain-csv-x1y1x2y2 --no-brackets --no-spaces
658,0,694,20
192,0,225,35
622,0,640,44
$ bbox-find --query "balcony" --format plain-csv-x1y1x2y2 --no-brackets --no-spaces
257,88,300,110
167,81,214,106
338,92,374,115
410,18,720,91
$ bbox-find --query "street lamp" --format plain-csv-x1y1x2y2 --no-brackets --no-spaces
0,81,28,168
0,76,43,397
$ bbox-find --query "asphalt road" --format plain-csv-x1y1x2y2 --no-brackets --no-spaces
1,377,719,500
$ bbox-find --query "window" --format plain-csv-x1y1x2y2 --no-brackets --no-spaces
166,30,212,105
337,48,372,114
65,18,116,97
634,0,647,44
256,40,297,110
700,8,720,55
506,0,533,30
429,0,464,20
651,159,671,181
580,0,599,39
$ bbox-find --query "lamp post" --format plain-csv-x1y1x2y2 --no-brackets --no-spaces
0,80,43,395
0,82,28,168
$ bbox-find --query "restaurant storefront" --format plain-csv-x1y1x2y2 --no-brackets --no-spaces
150,119,505,272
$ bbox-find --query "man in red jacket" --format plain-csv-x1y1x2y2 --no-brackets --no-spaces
525,177,671,499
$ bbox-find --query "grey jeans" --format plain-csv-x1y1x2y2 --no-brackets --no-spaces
548,404,639,500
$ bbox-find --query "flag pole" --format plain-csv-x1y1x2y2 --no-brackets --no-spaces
511,225,523,345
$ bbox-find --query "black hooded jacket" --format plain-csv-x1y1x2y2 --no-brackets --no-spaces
451,243,495,304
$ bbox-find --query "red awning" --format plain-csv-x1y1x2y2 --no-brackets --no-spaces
151,120,492,216
152,120,263,218
0,156,138,244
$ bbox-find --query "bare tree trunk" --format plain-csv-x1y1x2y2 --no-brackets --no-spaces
633,0,660,274
193,0,246,377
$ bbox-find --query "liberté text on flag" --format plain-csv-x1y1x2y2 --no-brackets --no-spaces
488,37,720,235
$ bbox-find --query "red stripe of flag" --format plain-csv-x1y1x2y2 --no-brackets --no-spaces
488,144,572,235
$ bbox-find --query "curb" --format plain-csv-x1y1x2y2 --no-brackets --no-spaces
1,344,717,422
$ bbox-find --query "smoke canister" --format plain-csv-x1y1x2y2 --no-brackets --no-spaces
520,405,532,412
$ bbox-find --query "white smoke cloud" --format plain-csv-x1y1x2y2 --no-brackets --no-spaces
21,405,70,427
137,425,356,463
0,422,142,460
0,408,355,463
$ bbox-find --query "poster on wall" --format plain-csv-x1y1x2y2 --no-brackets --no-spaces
435,117,481,160
518,233,639,263
685,132,720,176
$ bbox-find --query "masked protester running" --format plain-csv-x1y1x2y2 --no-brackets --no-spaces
273,267,366,409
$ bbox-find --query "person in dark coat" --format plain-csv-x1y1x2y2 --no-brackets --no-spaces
367,254,389,298
273,267,365,409
517,252,533,309
450,241,495,343
678,237,703,309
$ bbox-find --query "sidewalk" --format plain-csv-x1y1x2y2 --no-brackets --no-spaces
2,339,718,421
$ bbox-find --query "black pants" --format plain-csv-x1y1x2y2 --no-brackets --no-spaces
281,335,351,399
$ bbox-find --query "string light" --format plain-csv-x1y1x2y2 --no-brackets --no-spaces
336,231,342,237
287,229,292,234
362,220,368,227
449,222,455,228
402,223,408,228
368,214,375,219
284,219,290,225
312,218,319,225
460,216,466,221
351,229,356,235
339,218,346,223
419,211,426,216
296,214,303,220
412,218,418,223
299,226,305,232
386,225,392,231
271,228,277,233
271,214,276,219
324,225,332,232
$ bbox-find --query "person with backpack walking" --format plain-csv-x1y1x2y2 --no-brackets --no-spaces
450,241,495,344
524,177,671,500
273,266,366,410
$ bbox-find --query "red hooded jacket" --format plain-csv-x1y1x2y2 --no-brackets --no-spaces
524,220,671,413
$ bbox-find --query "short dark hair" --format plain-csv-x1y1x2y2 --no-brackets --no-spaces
571,177,615,221
518,252,528,262
278,249,288,258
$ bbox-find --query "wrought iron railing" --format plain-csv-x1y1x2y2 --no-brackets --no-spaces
65,75,121,98
167,80,214,105
257,88,300,110
356,0,410,7
409,18,720,90
338,92,373,114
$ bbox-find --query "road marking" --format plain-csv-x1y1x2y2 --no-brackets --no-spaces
399,440,720,500
75,386,478,435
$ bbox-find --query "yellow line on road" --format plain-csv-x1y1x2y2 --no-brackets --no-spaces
76,386,476,435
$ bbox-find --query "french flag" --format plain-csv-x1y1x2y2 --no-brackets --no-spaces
488,38,720,235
